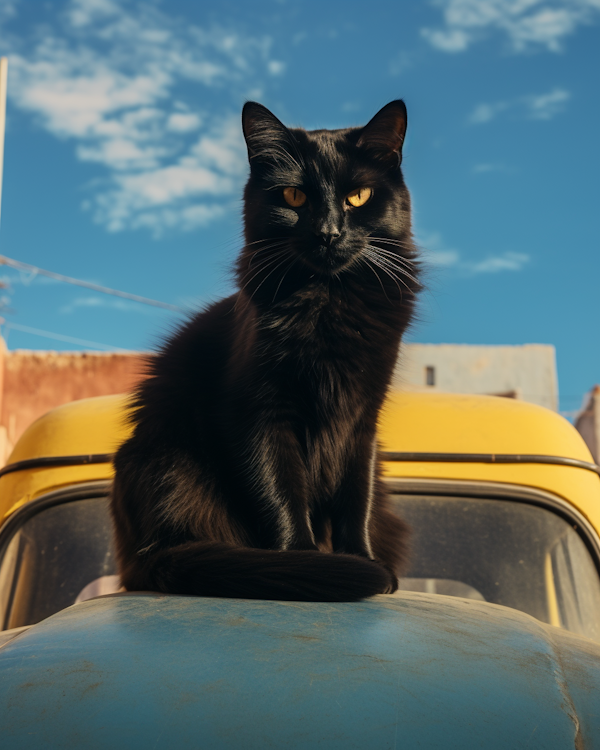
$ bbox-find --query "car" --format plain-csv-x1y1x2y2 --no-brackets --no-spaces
1,391,600,748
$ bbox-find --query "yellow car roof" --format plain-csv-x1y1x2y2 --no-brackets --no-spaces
0,394,131,521
1,391,599,533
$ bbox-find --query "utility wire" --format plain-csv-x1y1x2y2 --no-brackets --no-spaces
0,319,132,352
0,255,186,313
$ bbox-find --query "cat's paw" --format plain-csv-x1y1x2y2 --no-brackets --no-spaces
375,562,399,594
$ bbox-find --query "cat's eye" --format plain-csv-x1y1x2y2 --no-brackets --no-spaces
346,188,373,208
283,187,307,207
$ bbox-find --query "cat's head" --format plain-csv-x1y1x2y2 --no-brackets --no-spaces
240,101,413,282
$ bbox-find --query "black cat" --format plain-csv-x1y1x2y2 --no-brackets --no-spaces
111,100,420,601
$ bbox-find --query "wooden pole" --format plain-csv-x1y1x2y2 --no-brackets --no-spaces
0,57,7,229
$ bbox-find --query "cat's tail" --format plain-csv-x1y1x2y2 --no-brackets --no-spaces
124,542,397,602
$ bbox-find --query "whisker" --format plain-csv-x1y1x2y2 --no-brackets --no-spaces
366,244,417,267
368,236,418,249
365,248,420,286
272,255,300,302
369,260,413,294
248,252,295,303
363,251,410,296
240,249,292,291
247,241,289,268
243,236,289,250
361,257,393,304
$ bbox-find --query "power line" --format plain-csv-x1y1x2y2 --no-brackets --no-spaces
0,254,186,313
0,319,132,352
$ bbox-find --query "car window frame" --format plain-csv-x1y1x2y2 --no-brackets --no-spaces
385,477,600,580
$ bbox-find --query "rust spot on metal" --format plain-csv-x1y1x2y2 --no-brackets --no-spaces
81,682,102,696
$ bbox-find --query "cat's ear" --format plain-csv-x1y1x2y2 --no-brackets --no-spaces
242,102,294,164
357,100,407,165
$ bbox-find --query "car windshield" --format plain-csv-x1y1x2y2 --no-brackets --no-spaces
1,492,600,642
392,494,600,643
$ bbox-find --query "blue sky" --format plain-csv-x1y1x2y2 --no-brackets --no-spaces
0,0,598,413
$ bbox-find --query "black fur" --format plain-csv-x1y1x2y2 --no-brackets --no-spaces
111,100,420,601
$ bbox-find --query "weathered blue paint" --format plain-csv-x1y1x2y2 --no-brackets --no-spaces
1,592,599,749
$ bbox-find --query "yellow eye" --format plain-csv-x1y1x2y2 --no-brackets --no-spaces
283,187,307,207
346,187,373,207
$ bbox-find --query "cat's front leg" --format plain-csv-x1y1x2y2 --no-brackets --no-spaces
328,437,377,558
245,421,317,551
329,439,399,594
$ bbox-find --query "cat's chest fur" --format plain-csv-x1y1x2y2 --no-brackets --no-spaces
242,283,390,497
256,280,392,377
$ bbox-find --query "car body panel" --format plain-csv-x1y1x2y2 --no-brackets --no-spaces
1,592,598,749
379,392,600,534
0,395,130,522
2,391,600,531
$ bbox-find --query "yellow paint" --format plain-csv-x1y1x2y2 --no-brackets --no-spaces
1,391,600,543
379,392,600,535
0,394,131,522
544,553,560,627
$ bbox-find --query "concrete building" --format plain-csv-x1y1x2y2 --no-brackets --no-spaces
393,344,558,412
0,339,146,465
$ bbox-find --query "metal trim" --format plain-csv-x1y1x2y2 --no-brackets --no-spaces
0,454,114,480
0,481,112,560
381,451,600,477
1,451,598,481
384,476,600,571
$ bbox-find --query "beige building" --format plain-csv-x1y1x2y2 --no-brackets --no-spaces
393,343,558,411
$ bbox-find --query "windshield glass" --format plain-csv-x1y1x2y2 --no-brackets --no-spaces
393,494,600,643
0,497,116,630
1,492,600,642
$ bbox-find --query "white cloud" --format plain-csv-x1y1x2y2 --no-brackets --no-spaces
4,0,282,235
468,87,570,124
469,101,511,124
0,1,16,22
422,0,600,53
421,27,471,52
525,87,570,118
267,60,286,76
419,231,530,274
59,294,152,314
88,115,246,233
470,252,530,273
166,112,202,133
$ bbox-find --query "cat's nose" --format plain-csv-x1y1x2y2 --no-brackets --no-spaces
317,229,341,246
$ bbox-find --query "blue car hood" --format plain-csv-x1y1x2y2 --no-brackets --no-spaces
1,592,599,749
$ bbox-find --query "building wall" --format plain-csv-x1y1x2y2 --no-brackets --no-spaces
0,340,147,464
574,386,600,463
392,343,558,411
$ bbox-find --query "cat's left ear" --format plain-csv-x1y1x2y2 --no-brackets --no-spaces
242,102,294,164
357,100,407,165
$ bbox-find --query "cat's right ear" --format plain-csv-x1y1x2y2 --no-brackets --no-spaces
357,100,407,165
242,102,294,165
